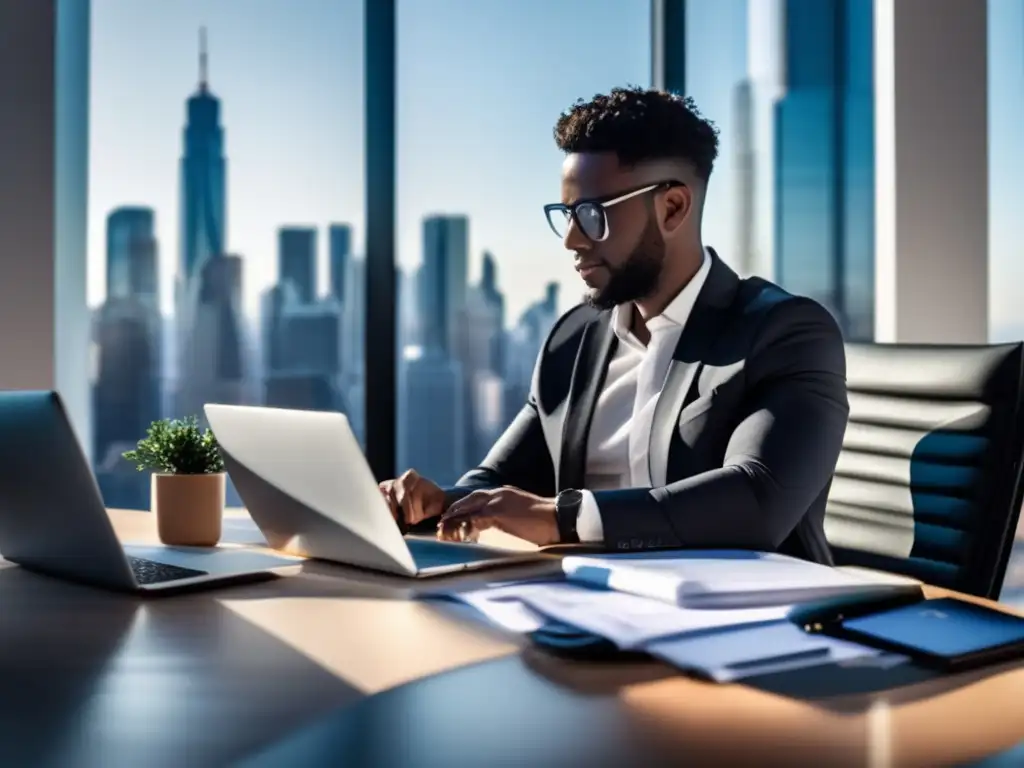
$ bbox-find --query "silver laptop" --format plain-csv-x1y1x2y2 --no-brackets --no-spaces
0,391,301,593
204,403,546,577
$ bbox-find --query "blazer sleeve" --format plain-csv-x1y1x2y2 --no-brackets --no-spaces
447,394,557,502
590,297,849,552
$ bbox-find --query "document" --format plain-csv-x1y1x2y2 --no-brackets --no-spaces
561,550,921,609
432,581,791,649
435,582,551,634
646,620,905,682
424,581,559,634
516,584,793,649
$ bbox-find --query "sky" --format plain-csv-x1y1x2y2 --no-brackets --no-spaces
89,0,1024,338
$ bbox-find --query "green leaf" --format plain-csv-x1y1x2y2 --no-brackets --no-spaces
122,416,225,475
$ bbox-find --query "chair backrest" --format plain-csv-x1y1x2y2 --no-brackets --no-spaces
826,342,1024,599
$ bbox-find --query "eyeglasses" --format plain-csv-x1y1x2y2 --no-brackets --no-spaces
543,180,684,242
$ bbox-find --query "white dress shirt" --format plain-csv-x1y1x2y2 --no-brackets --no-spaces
576,248,713,542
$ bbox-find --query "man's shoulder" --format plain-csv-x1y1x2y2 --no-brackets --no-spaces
728,276,845,379
545,302,604,353
733,276,841,333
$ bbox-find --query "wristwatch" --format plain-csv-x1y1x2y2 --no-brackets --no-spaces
555,489,583,544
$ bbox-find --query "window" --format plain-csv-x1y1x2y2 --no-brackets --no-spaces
394,0,651,486
88,1,366,508
987,0,1024,606
687,0,875,341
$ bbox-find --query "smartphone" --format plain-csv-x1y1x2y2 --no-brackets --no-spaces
827,597,1024,672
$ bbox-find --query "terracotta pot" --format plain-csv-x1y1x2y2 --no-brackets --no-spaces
152,472,225,547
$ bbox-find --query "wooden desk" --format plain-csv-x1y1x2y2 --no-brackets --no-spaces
0,508,1021,767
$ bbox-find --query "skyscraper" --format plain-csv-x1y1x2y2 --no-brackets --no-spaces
263,300,343,413
263,219,345,414
341,257,366,445
93,299,162,509
106,207,158,306
398,347,466,486
188,254,245,383
175,29,245,422
341,258,366,378
94,210,163,509
328,223,351,302
419,215,469,356
401,216,470,480
461,252,507,463
260,282,294,374
503,282,560,425
178,28,226,284
732,80,757,278
478,251,506,372
773,0,875,340
278,226,317,304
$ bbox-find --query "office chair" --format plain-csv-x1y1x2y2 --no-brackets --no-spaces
825,342,1024,599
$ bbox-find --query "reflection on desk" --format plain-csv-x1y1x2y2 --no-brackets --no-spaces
0,509,527,766
240,649,1024,768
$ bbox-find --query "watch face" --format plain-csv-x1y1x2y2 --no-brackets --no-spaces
559,489,583,507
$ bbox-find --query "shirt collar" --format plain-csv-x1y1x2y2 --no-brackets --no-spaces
611,247,713,342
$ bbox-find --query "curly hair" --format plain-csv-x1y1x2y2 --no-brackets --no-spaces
553,86,720,182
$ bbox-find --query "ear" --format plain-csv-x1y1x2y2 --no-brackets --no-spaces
659,185,692,237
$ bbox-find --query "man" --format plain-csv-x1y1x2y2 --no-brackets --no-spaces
381,87,848,564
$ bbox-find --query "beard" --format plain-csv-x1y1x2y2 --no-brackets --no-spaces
583,218,666,311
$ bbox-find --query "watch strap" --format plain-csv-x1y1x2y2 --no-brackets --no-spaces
555,489,582,544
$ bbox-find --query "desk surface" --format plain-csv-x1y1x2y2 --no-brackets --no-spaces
0,508,1020,767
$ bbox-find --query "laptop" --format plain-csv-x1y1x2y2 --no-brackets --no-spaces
0,391,302,593
204,403,549,577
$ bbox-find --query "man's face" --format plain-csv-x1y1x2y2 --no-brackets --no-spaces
556,153,667,310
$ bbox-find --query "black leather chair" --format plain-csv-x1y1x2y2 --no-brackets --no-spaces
826,342,1024,599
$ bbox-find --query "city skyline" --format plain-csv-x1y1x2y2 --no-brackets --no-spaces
88,0,1024,340
90,35,562,502
87,0,651,326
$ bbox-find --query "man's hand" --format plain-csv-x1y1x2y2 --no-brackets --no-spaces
437,487,559,546
379,469,446,530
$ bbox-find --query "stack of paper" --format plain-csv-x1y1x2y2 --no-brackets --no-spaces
429,581,790,647
463,581,794,648
428,580,903,681
425,549,920,681
561,550,921,608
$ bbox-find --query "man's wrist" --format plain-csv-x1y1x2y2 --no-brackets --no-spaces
554,489,582,543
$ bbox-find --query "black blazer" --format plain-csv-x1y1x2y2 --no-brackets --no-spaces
445,252,848,565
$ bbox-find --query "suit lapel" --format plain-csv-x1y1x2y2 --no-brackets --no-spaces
648,251,740,487
557,311,616,491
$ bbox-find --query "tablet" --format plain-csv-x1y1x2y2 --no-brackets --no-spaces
830,597,1024,672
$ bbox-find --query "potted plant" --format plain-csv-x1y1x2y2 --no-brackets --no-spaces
123,416,226,547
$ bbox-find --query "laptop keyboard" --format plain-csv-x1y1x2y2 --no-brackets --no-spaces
407,539,504,569
127,556,209,585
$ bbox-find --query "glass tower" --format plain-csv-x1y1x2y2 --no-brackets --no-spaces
773,0,874,340
106,206,157,305
179,27,226,284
